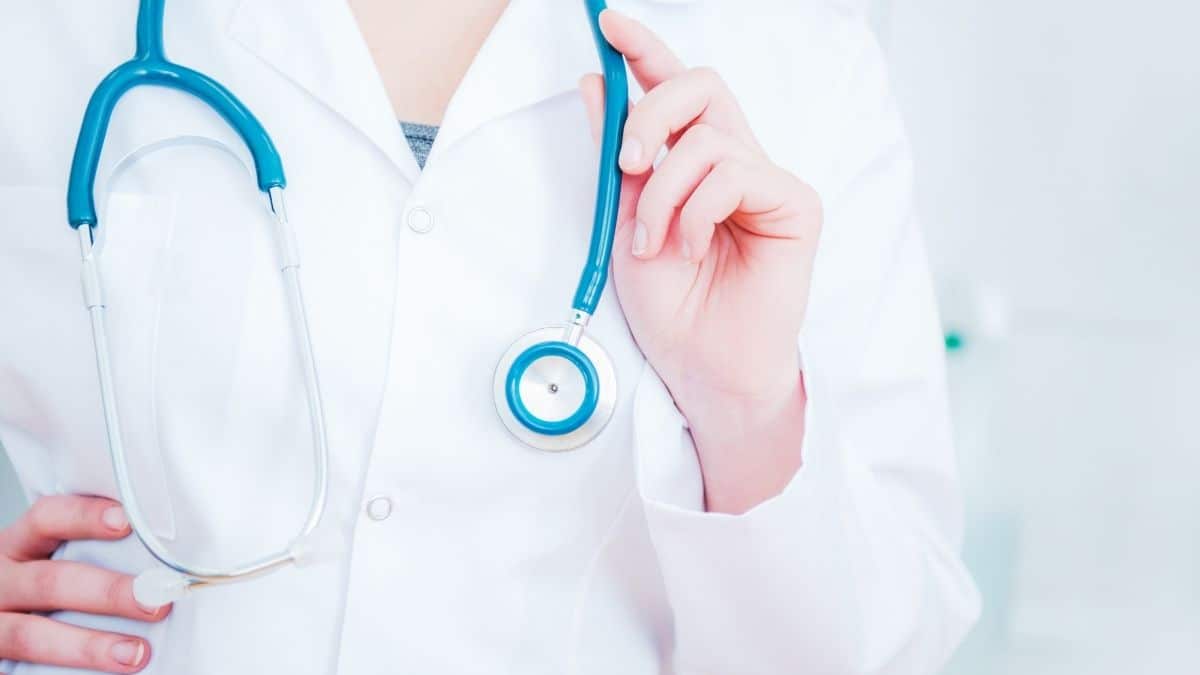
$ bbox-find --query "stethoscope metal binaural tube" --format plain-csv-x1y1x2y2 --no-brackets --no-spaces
67,0,329,605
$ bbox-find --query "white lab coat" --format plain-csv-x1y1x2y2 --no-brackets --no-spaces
0,0,979,673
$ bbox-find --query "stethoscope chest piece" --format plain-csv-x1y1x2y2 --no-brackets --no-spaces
494,326,617,451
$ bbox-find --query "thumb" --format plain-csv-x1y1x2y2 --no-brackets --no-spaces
578,73,606,146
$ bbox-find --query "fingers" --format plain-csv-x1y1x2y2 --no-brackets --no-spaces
618,67,758,175
599,10,760,175
632,124,750,259
0,497,160,673
585,13,779,263
598,9,686,92
676,161,747,261
578,73,606,145
0,613,150,674
677,160,808,261
0,496,130,562
0,559,170,622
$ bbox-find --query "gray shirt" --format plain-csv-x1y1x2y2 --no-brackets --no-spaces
400,120,439,169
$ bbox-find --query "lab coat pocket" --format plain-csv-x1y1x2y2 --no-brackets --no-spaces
0,185,178,538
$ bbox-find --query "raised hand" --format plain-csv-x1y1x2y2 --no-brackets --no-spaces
580,11,820,513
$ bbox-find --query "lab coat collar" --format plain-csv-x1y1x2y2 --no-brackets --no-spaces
229,0,422,183
433,0,599,159
228,0,612,181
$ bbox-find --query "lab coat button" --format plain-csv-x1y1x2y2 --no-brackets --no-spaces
365,496,393,521
406,206,435,234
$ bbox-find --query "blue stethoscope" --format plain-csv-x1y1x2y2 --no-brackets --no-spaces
68,0,628,606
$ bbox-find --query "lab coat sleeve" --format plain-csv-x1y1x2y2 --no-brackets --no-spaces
631,22,981,675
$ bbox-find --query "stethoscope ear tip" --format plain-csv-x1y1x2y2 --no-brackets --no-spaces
133,567,191,608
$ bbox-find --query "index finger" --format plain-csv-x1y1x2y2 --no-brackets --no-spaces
599,9,686,91
0,496,130,562
0,560,171,622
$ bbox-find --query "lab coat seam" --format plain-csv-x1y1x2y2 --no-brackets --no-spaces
820,21,891,208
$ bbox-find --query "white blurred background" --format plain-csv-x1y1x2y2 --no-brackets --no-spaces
2,0,1198,671
876,0,1200,672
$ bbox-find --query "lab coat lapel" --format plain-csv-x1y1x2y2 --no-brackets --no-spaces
433,0,599,160
228,0,422,183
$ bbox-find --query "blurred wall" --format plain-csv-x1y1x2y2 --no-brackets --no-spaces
877,0,1200,672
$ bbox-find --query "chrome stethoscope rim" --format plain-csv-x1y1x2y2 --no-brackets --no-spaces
494,324,618,452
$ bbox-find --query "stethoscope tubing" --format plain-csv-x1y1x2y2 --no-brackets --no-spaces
67,0,325,591
77,188,329,589
66,0,628,594
573,0,629,316
67,0,285,229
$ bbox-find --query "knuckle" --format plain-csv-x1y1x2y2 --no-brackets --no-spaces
25,497,54,537
678,202,701,230
78,499,106,530
624,107,652,136
3,619,36,660
105,574,130,612
681,123,717,146
31,563,63,601
690,65,724,88
635,190,669,224
84,633,111,666
715,159,745,182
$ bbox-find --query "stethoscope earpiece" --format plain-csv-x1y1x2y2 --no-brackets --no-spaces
133,568,191,609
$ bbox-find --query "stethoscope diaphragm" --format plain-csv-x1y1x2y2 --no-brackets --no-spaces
494,326,617,451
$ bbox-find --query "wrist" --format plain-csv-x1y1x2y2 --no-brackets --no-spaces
665,348,802,436
667,365,807,514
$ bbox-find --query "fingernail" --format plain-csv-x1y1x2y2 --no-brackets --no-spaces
102,506,129,531
111,640,145,667
632,221,648,256
681,241,692,261
619,138,642,170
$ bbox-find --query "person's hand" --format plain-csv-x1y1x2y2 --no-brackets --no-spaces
580,11,819,513
0,496,168,673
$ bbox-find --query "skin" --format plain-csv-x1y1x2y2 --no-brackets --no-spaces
347,0,508,124
4,2,820,668
583,11,817,514
0,497,170,673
